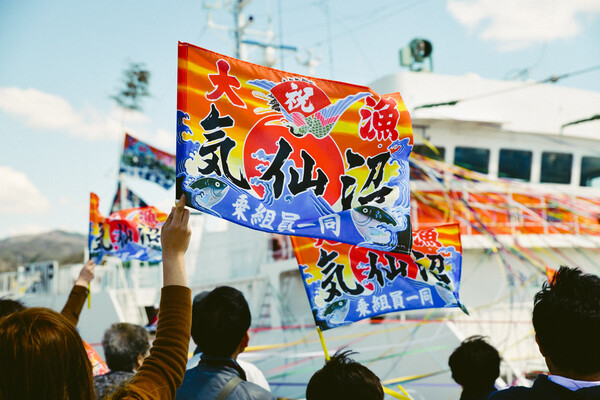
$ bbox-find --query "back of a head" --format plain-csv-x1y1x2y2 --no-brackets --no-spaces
191,286,251,357
0,307,94,400
102,322,150,372
533,266,600,376
0,298,25,319
306,349,383,400
448,335,500,391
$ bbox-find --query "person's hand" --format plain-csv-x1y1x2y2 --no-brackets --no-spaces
74,259,96,287
161,193,191,286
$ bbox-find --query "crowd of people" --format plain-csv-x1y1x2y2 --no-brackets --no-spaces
1,194,599,400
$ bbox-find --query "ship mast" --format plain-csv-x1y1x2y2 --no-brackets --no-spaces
203,0,298,67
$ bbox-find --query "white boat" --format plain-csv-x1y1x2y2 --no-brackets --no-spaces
3,69,600,400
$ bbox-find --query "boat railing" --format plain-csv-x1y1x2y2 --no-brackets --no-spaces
412,178,600,239
0,260,156,299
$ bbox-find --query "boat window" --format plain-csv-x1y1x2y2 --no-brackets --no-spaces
540,152,573,184
454,147,490,174
499,149,532,181
580,156,600,187
412,144,445,161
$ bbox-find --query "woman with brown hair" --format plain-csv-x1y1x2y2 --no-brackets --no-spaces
0,195,192,400
0,308,96,399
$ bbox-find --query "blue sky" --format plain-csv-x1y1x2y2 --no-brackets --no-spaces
1,0,599,239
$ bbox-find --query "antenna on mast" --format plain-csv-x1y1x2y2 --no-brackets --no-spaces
203,0,296,66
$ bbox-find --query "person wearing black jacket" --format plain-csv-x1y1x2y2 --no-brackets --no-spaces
449,335,500,400
490,267,600,400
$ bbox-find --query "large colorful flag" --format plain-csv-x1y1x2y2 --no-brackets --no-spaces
88,193,167,263
292,224,465,331
120,133,176,189
177,42,414,254
110,181,149,214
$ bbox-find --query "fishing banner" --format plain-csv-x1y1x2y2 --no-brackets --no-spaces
120,133,176,189
110,181,149,214
88,193,167,263
292,223,464,331
177,42,414,254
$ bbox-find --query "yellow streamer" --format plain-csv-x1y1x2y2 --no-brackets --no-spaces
411,130,440,157
383,385,412,399
382,369,447,385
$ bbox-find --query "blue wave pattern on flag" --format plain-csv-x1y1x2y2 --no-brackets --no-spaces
88,193,167,263
291,224,465,331
176,43,414,254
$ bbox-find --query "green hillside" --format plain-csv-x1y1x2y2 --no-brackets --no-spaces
0,231,85,273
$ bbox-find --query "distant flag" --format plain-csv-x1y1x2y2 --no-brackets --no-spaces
120,133,176,189
176,42,414,254
83,341,109,376
292,224,465,331
110,181,149,214
88,193,167,263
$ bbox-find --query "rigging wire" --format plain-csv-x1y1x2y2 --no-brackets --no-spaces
414,64,600,110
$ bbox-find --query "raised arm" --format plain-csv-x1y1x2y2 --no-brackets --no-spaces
60,259,95,325
115,194,192,400
161,195,191,287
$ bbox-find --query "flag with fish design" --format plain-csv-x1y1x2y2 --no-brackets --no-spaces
120,133,176,189
177,42,414,253
88,193,167,263
291,223,465,331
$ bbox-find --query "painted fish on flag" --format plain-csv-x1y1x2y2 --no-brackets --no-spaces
120,133,176,189
88,193,167,263
177,42,414,254
291,223,466,331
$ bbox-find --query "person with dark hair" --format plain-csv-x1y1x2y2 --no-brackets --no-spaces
0,194,193,400
0,298,25,318
306,348,383,400
186,291,271,391
490,266,600,399
94,323,151,398
448,335,500,400
176,286,275,400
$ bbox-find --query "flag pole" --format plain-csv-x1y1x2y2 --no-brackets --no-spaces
83,247,91,309
87,282,91,308
316,326,411,399
316,327,330,361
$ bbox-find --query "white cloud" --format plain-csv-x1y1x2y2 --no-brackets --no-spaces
0,87,173,150
0,166,50,214
447,0,600,51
